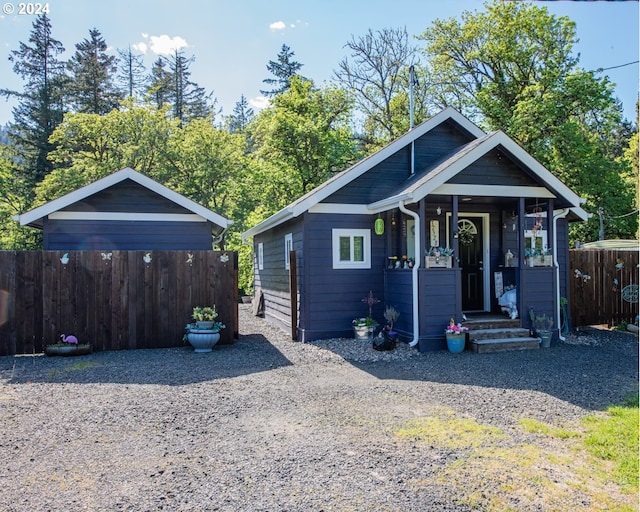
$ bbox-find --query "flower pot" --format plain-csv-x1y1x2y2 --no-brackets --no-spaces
187,330,220,352
446,333,466,353
353,325,376,341
425,256,452,268
45,344,92,357
537,330,552,348
196,321,215,329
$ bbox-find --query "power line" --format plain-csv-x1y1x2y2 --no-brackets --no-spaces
595,60,639,72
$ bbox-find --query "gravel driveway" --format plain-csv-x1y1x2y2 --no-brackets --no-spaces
1,306,637,511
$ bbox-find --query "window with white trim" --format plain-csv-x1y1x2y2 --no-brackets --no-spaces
257,242,264,270
332,229,371,269
284,233,293,270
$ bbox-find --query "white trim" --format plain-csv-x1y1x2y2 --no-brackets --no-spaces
433,184,555,198
49,212,206,222
331,228,371,269
14,167,231,229
308,203,370,214
257,242,264,271
284,233,293,270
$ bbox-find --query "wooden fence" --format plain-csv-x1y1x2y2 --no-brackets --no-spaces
569,248,639,328
0,250,238,356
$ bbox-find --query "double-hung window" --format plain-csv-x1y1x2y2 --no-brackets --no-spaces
332,229,371,269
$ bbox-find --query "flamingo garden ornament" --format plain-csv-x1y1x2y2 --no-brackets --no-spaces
60,334,78,344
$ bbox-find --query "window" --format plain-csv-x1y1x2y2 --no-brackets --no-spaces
284,233,293,270
257,242,264,270
332,229,371,269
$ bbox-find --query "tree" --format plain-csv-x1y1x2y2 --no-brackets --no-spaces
418,0,637,242
251,76,361,200
2,14,66,186
117,46,147,99
261,44,305,97
67,28,122,114
334,27,420,145
146,50,212,125
226,94,254,134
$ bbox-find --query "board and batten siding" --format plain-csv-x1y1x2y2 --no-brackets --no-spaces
298,212,386,342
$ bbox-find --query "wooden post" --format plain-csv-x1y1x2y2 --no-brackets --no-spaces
289,250,298,341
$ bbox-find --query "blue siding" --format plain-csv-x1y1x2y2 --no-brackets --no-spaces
43,219,213,250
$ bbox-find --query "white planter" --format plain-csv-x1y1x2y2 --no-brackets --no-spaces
353,325,376,341
187,330,220,353
425,256,452,268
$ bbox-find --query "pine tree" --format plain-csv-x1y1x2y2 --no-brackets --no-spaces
2,14,66,186
260,44,305,97
147,57,172,109
227,94,254,133
67,28,122,114
117,46,147,99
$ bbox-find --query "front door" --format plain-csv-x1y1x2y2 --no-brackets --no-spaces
458,217,484,311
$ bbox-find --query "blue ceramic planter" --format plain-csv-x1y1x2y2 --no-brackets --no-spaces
446,333,466,353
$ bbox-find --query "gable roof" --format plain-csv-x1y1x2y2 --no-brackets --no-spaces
368,130,588,220
242,107,485,239
242,107,588,240
14,167,232,231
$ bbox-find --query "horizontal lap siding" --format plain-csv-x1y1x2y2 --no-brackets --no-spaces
300,213,386,341
325,122,475,204
520,267,556,330
44,220,213,250
419,268,461,351
449,147,538,186
385,270,413,338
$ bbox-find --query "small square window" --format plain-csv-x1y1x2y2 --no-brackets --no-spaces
332,229,371,269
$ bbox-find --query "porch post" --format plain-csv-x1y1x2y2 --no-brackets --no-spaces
546,198,554,254
517,197,526,267
452,195,459,266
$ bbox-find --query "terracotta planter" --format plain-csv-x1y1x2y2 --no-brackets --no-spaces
445,333,466,353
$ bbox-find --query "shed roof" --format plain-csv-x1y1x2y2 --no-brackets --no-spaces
13,167,232,233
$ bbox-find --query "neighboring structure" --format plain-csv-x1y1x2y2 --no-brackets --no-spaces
242,107,589,350
14,167,232,250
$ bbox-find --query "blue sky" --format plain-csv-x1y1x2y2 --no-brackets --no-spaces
0,0,638,125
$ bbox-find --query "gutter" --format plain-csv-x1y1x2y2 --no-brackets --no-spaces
553,208,570,341
398,200,421,348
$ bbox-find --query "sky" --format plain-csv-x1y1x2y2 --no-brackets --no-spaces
0,0,638,126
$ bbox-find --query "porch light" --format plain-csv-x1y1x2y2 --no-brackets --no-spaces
436,206,442,216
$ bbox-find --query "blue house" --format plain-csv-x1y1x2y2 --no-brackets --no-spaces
242,108,588,351
14,167,232,250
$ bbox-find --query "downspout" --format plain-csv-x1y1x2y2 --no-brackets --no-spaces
553,208,570,341
398,200,421,347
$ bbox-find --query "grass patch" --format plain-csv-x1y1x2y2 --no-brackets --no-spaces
519,418,581,439
47,360,99,377
581,392,639,491
395,409,506,450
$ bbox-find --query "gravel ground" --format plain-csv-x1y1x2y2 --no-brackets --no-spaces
0,306,637,511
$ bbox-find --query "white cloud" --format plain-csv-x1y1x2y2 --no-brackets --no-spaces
132,42,147,54
269,21,286,31
249,96,271,111
149,34,189,55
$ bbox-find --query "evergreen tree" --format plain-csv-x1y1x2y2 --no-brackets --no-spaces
260,44,305,97
2,14,66,186
226,94,254,133
117,46,147,99
67,28,121,114
147,57,172,109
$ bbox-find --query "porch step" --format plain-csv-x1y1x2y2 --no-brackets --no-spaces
469,337,541,354
462,316,540,353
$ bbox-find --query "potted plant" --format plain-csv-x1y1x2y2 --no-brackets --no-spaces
373,306,400,351
45,334,92,357
185,306,225,352
352,317,379,341
529,309,553,348
445,319,469,353
425,247,453,268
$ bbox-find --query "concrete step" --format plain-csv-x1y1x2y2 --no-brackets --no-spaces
470,337,541,354
463,318,519,330
470,327,531,341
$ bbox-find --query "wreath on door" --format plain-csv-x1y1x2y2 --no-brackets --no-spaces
457,219,477,246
